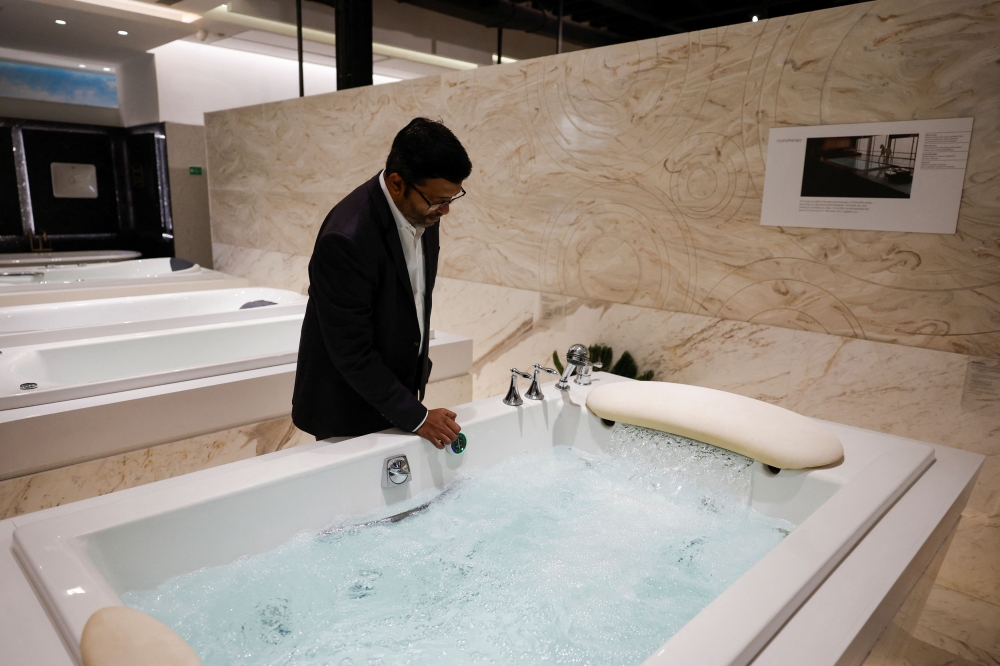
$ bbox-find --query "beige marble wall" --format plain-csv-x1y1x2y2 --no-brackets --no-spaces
0,417,313,521
207,0,1000,358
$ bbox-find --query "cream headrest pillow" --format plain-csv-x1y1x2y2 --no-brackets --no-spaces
586,381,843,469
80,606,202,666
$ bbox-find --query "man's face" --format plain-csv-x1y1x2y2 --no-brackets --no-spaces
385,172,463,229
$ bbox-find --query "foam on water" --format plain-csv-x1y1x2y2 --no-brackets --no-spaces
124,426,793,665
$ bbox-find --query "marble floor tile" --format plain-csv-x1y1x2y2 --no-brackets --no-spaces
0,417,313,520
968,456,1000,518
936,512,1000,608
915,586,1000,665
865,635,982,666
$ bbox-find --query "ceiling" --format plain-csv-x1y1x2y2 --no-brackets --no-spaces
424,0,873,44
0,0,199,69
530,0,871,40
0,0,873,74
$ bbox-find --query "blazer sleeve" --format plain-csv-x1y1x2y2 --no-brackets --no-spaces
309,231,428,432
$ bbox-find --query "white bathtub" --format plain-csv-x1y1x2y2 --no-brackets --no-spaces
0,258,247,309
0,315,303,411
0,287,308,347
8,374,981,666
0,257,199,289
0,250,141,268
0,322,472,480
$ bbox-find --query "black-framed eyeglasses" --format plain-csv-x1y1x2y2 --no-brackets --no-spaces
409,185,466,212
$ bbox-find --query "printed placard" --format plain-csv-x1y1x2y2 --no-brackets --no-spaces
761,118,972,233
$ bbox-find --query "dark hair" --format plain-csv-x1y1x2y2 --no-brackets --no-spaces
385,118,472,186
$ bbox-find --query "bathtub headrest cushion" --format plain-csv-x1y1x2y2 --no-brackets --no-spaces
80,606,202,666
586,381,843,469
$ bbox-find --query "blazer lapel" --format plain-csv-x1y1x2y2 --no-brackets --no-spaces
368,175,416,301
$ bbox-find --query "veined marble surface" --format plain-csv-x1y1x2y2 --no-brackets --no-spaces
206,0,1000,358
0,417,313,521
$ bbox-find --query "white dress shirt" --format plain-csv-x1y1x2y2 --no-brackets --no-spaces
379,170,426,349
379,171,428,431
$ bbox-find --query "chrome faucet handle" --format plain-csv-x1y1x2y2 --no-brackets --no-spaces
574,359,603,386
503,368,533,406
526,364,560,400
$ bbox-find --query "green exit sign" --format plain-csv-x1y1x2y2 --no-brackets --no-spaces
189,166,203,176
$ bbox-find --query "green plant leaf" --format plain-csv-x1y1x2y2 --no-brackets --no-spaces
552,351,564,375
588,343,612,371
600,345,613,370
611,351,638,379
637,370,654,381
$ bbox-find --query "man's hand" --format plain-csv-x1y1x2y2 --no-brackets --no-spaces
416,408,460,449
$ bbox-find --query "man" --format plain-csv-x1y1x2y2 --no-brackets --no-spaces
292,118,471,449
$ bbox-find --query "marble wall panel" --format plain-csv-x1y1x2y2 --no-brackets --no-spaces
206,0,1000,358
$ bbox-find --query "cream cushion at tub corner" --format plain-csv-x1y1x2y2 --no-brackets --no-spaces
586,381,843,469
80,606,202,666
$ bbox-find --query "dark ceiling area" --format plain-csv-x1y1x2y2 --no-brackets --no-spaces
396,0,871,48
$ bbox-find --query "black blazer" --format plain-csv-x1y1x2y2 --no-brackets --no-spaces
292,173,437,440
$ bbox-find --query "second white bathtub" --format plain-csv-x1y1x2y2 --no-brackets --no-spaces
0,287,308,347
0,315,304,411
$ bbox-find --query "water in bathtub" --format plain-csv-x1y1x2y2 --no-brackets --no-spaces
124,424,792,665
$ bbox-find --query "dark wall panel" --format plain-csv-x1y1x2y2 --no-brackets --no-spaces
22,128,120,236
0,129,21,237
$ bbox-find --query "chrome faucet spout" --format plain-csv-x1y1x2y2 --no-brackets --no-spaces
556,343,590,391
555,364,576,391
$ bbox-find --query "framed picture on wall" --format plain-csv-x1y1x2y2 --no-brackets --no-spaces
760,117,973,234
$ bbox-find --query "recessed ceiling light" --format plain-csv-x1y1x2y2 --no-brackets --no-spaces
79,64,86,68
118,30,128,35
752,15,759,22
103,67,111,71
55,19,67,24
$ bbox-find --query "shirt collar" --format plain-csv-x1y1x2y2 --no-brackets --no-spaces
380,170,422,239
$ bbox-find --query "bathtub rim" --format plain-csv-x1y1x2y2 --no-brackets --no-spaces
0,287,308,347
0,258,206,294
0,250,142,267
11,376,940,666
0,314,304,412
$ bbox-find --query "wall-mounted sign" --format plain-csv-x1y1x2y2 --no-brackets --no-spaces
189,166,203,176
761,117,972,234
50,163,98,199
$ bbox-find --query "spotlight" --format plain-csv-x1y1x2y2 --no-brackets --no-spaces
118,30,128,35
55,19,67,24
752,15,759,22
78,64,86,68
103,67,111,71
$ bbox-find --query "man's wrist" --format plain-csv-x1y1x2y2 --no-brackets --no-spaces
412,408,428,433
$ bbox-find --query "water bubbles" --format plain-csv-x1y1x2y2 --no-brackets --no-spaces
125,441,792,666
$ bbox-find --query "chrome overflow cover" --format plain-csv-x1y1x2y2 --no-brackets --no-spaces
382,455,411,488
20,382,37,391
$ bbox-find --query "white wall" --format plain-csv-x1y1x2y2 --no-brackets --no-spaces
151,40,396,126
118,53,159,127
